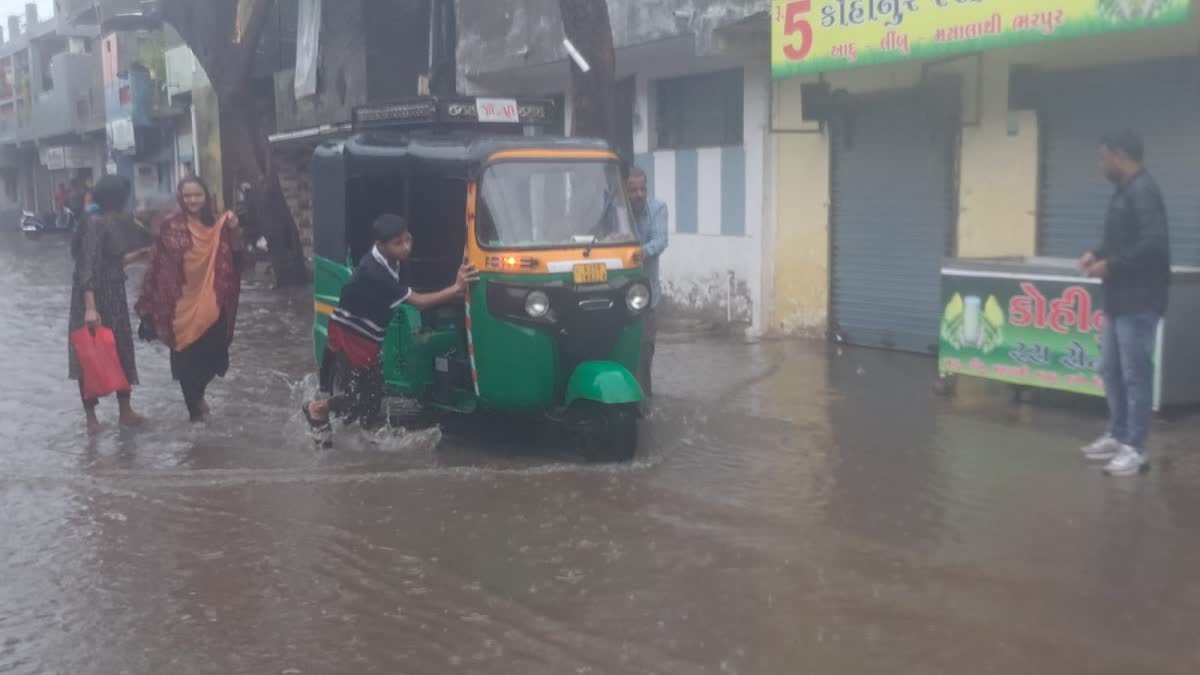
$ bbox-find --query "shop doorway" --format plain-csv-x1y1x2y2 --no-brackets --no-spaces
829,84,960,354
1038,57,1200,266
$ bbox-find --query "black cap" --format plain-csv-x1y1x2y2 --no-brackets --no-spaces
372,214,409,242
1101,129,1144,162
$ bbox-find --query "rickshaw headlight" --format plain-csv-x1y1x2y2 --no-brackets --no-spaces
525,290,551,319
627,283,651,313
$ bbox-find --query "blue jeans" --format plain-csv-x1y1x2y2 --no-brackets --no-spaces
1101,312,1159,451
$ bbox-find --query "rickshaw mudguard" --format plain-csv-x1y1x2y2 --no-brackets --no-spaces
564,361,644,407
313,255,352,369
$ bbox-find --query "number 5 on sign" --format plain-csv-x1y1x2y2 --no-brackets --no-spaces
777,0,812,61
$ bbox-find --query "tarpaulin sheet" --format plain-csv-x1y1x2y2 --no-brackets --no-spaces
295,0,323,99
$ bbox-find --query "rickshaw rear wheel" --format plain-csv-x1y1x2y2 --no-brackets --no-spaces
321,350,429,428
570,401,639,464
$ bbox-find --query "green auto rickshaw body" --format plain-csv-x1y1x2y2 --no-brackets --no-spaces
310,98,647,449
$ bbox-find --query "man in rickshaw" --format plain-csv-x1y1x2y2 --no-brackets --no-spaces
303,214,477,445
625,166,669,397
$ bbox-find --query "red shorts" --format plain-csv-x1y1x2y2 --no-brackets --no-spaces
327,321,381,370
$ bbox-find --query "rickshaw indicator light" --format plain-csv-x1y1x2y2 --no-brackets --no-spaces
485,256,539,270
627,284,651,313
525,291,551,319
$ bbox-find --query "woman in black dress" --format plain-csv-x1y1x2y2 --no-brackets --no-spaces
68,175,149,434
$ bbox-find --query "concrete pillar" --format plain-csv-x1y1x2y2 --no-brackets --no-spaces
8,17,20,41
744,61,769,335
24,3,37,28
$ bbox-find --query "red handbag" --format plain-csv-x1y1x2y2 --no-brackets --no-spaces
71,327,131,400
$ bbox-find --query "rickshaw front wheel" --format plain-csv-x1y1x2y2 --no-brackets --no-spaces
570,401,639,464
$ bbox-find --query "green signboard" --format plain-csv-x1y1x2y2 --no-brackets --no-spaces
772,0,1192,79
939,272,1106,396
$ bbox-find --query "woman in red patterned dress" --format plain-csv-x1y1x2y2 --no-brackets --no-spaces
137,177,243,422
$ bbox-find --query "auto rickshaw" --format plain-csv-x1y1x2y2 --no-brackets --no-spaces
311,97,649,461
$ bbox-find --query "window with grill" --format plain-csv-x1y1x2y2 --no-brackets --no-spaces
654,69,743,150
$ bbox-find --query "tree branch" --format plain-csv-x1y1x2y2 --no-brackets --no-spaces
159,0,237,77
558,0,616,145
160,1,197,50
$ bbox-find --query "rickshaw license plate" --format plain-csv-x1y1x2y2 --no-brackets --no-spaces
573,263,608,285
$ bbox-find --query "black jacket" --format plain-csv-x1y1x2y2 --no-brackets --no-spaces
1094,170,1171,317
331,247,413,344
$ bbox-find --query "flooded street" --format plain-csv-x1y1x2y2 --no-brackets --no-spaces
3,230,1200,675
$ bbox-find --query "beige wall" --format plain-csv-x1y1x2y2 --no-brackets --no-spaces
769,79,830,335
954,53,1040,259
768,8,1200,336
771,129,830,335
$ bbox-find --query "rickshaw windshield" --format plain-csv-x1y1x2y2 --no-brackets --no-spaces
476,160,637,249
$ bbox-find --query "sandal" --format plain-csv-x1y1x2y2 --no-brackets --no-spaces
302,402,332,431
302,403,334,449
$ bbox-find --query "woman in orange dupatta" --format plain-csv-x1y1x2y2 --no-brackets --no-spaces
137,177,243,422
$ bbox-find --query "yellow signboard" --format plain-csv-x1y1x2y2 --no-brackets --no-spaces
772,0,1192,79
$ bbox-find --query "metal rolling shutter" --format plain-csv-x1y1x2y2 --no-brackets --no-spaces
830,90,957,354
1039,58,1200,266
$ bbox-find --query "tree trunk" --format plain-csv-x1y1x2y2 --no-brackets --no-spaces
218,86,309,286
162,0,310,287
429,0,458,96
558,0,617,148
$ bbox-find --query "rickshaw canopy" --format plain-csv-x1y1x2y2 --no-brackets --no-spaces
311,97,616,262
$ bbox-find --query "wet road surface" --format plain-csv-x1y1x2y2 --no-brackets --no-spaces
2,230,1200,674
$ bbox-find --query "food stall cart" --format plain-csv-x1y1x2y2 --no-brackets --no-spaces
939,257,1200,411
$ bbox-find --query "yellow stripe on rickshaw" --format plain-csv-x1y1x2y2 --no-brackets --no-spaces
315,301,335,316
487,149,618,162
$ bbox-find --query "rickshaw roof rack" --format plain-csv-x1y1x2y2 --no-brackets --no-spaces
352,96,558,133
314,130,615,181
344,129,610,156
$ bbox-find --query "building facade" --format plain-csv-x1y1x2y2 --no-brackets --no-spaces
0,2,104,217
59,0,300,216
768,0,1200,353
100,29,181,210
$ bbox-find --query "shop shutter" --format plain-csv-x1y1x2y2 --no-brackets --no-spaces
830,90,957,354
1039,58,1200,266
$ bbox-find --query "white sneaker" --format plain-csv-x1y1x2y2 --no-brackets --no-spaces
1103,446,1147,477
1081,434,1121,461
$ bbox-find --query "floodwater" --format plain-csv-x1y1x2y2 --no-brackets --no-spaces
2,229,1200,675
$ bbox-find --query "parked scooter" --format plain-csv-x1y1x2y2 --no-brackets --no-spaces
55,206,80,232
20,207,78,239
20,210,45,239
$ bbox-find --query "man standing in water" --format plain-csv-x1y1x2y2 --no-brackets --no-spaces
1079,129,1171,477
625,166,668,397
